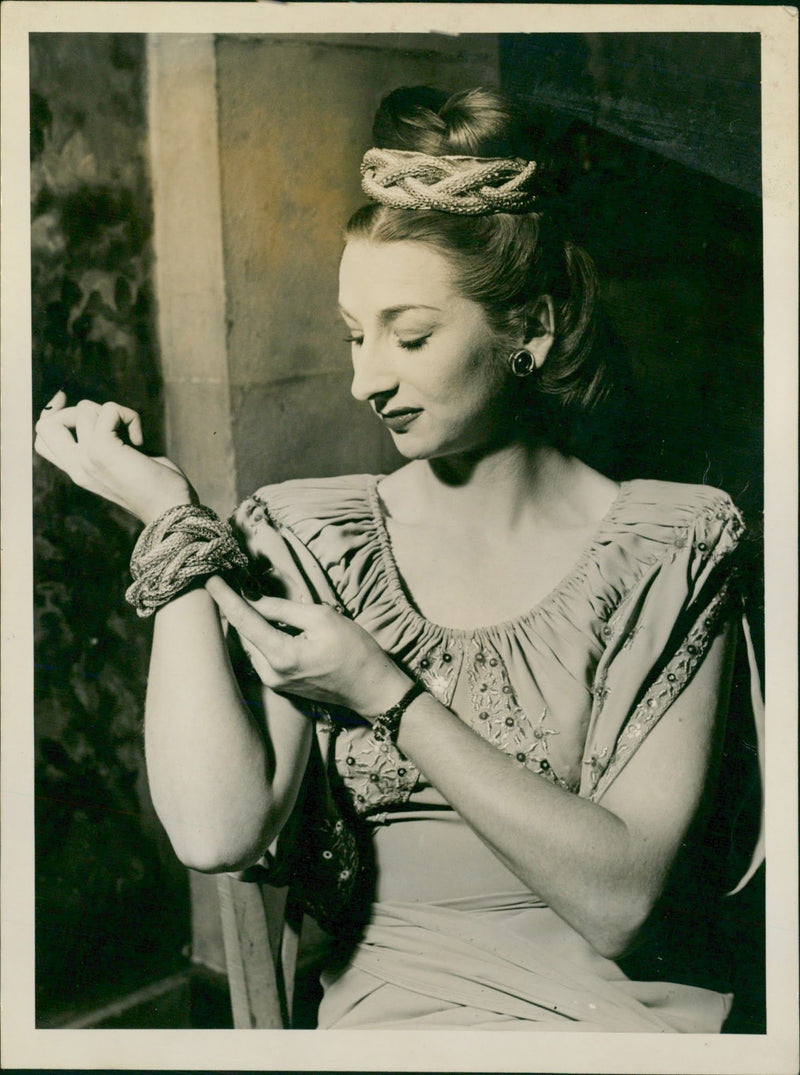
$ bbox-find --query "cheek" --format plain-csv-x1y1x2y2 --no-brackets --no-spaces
420,330,505,408
462,343,507,399
440,361,509,424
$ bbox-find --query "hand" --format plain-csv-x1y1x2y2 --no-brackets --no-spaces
205,576,412,718
34,391,196,524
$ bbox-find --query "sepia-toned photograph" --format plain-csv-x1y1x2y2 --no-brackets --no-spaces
2,4,797,1073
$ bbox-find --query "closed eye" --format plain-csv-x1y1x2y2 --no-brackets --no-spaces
344,334,363,346
397,335,431,352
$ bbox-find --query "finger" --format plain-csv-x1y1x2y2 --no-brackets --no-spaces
96,401,144,447
34,410,82,467
37,403,79,432
74,399,102,446
33,434,60,467
42,389,67,413
237,635,279,682
207,575,321,631
206,576,298,647
235,593,323,631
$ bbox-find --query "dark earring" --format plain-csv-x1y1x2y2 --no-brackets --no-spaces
507,349,536,378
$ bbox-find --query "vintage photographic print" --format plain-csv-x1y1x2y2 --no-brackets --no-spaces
1,3,797,1073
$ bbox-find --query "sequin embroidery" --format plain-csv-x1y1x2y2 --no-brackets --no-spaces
589,578,735,799
332,722,420,815
466,637,573,790
415,638,463,706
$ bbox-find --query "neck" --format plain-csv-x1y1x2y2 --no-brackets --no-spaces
415,440,580,531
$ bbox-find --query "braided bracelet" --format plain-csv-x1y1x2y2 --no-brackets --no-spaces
371,682,426,746
125,504,249,617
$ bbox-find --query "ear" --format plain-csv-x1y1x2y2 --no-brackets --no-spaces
522,296,555,369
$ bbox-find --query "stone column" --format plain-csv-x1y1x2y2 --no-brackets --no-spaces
146,34,238,518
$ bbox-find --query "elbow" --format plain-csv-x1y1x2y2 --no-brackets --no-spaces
175,846,255,875
589,919,646,961
151,783,296,875
167,816,280,875
583,892,658,961
581,851,670,960
172,840,261,875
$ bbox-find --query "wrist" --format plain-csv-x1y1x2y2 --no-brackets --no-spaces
126,503,247,617
139,487,196,526
370,681,427,747
356,664,413,722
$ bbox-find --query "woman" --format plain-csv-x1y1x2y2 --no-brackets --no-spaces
34,87,762,1031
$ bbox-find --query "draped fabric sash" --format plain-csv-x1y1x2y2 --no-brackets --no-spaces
318,900,733,1032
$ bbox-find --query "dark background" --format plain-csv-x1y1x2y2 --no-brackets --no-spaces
30,32,764,1030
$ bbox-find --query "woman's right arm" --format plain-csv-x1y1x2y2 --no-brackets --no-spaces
34,393,313,873
144,587,313,873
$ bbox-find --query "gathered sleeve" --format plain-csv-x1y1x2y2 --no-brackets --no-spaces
580,490,748,802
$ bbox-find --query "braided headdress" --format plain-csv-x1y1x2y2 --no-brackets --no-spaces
361,148,538,216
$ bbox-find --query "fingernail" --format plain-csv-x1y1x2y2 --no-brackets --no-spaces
44,389,64,409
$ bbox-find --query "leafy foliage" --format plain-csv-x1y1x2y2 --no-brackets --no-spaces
30,46,188,1021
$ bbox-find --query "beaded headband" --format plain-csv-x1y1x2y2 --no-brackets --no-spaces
360,148,538,216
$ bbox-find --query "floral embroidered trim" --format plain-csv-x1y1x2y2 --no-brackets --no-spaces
588,579,734,800
466,638,573,790
583,746,609,788
332,724,419,816
330,637,469,816
668,524,690,562
245,734,363,932
415,637,464,705
699,495,744,561
286,812,361,933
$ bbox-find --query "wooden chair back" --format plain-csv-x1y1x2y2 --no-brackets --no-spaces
216,874,300,1028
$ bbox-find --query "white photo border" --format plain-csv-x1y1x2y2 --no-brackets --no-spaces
2,4,797,1073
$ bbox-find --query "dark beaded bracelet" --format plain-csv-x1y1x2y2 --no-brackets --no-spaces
371,681,426,745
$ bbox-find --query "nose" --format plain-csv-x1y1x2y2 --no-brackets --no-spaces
349,339,398,404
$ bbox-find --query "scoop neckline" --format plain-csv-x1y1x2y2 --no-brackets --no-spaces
365,473,632,640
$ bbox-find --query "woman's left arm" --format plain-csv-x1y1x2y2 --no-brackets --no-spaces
394,618,736,959
208,581,736,959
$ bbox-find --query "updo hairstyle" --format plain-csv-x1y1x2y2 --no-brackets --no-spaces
346,87,616,447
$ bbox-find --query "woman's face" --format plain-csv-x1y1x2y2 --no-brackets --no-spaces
338,239,512,460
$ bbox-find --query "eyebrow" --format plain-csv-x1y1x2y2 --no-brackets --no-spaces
338,303,442,323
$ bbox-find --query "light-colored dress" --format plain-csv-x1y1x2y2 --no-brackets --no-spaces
229,475,762,1032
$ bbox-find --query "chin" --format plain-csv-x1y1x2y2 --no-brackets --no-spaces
390,438,436,461
389,433,481,462
386,415,501,461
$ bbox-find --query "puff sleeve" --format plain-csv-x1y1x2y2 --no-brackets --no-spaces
580,490,748,801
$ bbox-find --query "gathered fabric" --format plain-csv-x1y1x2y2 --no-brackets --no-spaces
317,898,733,1032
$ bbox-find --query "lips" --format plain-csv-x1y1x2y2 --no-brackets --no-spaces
379,408,422,433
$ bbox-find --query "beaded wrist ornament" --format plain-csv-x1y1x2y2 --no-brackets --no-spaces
371,681,426,746
361,148,538,216
126,504,249,617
